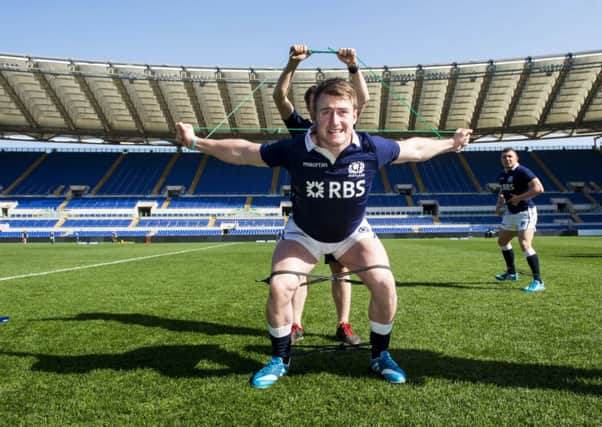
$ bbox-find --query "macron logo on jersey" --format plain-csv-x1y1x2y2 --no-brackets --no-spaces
306,180,366,199
303,161,329,168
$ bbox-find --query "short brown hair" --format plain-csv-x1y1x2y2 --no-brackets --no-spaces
312,78,357,114
304,85,317,110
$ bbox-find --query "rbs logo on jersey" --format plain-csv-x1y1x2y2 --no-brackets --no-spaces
306,180,366,199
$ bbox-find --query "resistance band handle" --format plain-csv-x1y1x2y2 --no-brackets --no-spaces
307,49,338,55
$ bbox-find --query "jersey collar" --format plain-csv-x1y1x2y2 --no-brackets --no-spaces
304,127,360,164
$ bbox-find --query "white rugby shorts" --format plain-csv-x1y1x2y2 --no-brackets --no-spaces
283,217,376,261
500,206,537,231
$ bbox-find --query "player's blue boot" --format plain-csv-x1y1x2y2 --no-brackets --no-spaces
523,279,545,292
251,356,289,389
495,272,519,281
370,351,407,384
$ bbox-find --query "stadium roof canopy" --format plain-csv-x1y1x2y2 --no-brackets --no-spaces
1,50,601,145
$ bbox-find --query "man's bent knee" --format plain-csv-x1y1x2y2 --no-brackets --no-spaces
366,275,397,302
269,274,300,301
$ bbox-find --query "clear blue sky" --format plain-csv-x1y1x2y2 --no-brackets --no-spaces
2,0,601,68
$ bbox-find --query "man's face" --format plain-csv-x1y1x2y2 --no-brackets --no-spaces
314,94,357,149
501,150,518,170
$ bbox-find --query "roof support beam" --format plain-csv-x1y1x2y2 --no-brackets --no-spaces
536,54,573,128
574,65,602,130
378,68,391,131
111,75,145,135
502,57,533,137
182,69,207,134
438,64,459,130
408,66,424,130
148,79,176,135
72,66,112,133
32,70,76,131
0,70,39,129
145,65,176,135
470,60,495,130
216,69,238,132
250,70,267,135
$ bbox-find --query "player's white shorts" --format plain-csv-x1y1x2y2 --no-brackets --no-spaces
283,217,376,261
500,206,537,232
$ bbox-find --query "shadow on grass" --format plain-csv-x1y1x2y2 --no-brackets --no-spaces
246,345,601,396
562,253,602,259
2,341,599,395
1,344,262,378
395,281,515,290
41,312,264,337
23,313,601,395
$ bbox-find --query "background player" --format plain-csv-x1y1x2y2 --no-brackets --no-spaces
495,148,545,292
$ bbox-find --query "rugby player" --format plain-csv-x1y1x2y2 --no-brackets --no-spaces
272,45,370,345
495,148,545,292
176,78,472,388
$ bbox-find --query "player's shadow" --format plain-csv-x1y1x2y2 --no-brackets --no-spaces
0,344,261,378
395,281,510,290
246,345,601,396
562,253,602,259
41,312,264,337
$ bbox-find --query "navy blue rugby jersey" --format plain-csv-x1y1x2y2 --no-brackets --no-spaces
260,131,400,242
283,110,312,137
498,164,537,214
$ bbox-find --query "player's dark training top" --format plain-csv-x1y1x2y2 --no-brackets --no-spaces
498,164,537,214
284,110,312,137
260,131,399,242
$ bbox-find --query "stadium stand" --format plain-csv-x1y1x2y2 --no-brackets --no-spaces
0,146,600,241
10,152,119,195
194,157,274,194
414,152,477,193
160,152,202,194
0,152,45,195
534,149,602,190
97,153,171,195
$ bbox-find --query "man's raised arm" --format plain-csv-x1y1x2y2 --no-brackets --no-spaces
175,122,267,167
273,45,311,120
393,128,473,164
337,48,370,116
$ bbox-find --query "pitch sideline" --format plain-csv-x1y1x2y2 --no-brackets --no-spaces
0,242,238,283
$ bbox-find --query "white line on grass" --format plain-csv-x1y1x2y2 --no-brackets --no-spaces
0,242,238,283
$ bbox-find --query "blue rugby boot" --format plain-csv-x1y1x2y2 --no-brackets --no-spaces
495,272,519,281
251,357,289,389
370,351,407,384
523,279,545,292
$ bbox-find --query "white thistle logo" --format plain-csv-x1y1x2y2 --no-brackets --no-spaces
348,161,365,177
306,181,325,198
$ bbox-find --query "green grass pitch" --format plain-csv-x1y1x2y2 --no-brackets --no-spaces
0,237,600,425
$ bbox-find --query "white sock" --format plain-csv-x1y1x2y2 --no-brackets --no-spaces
268,323,292,338
370,320,393,335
